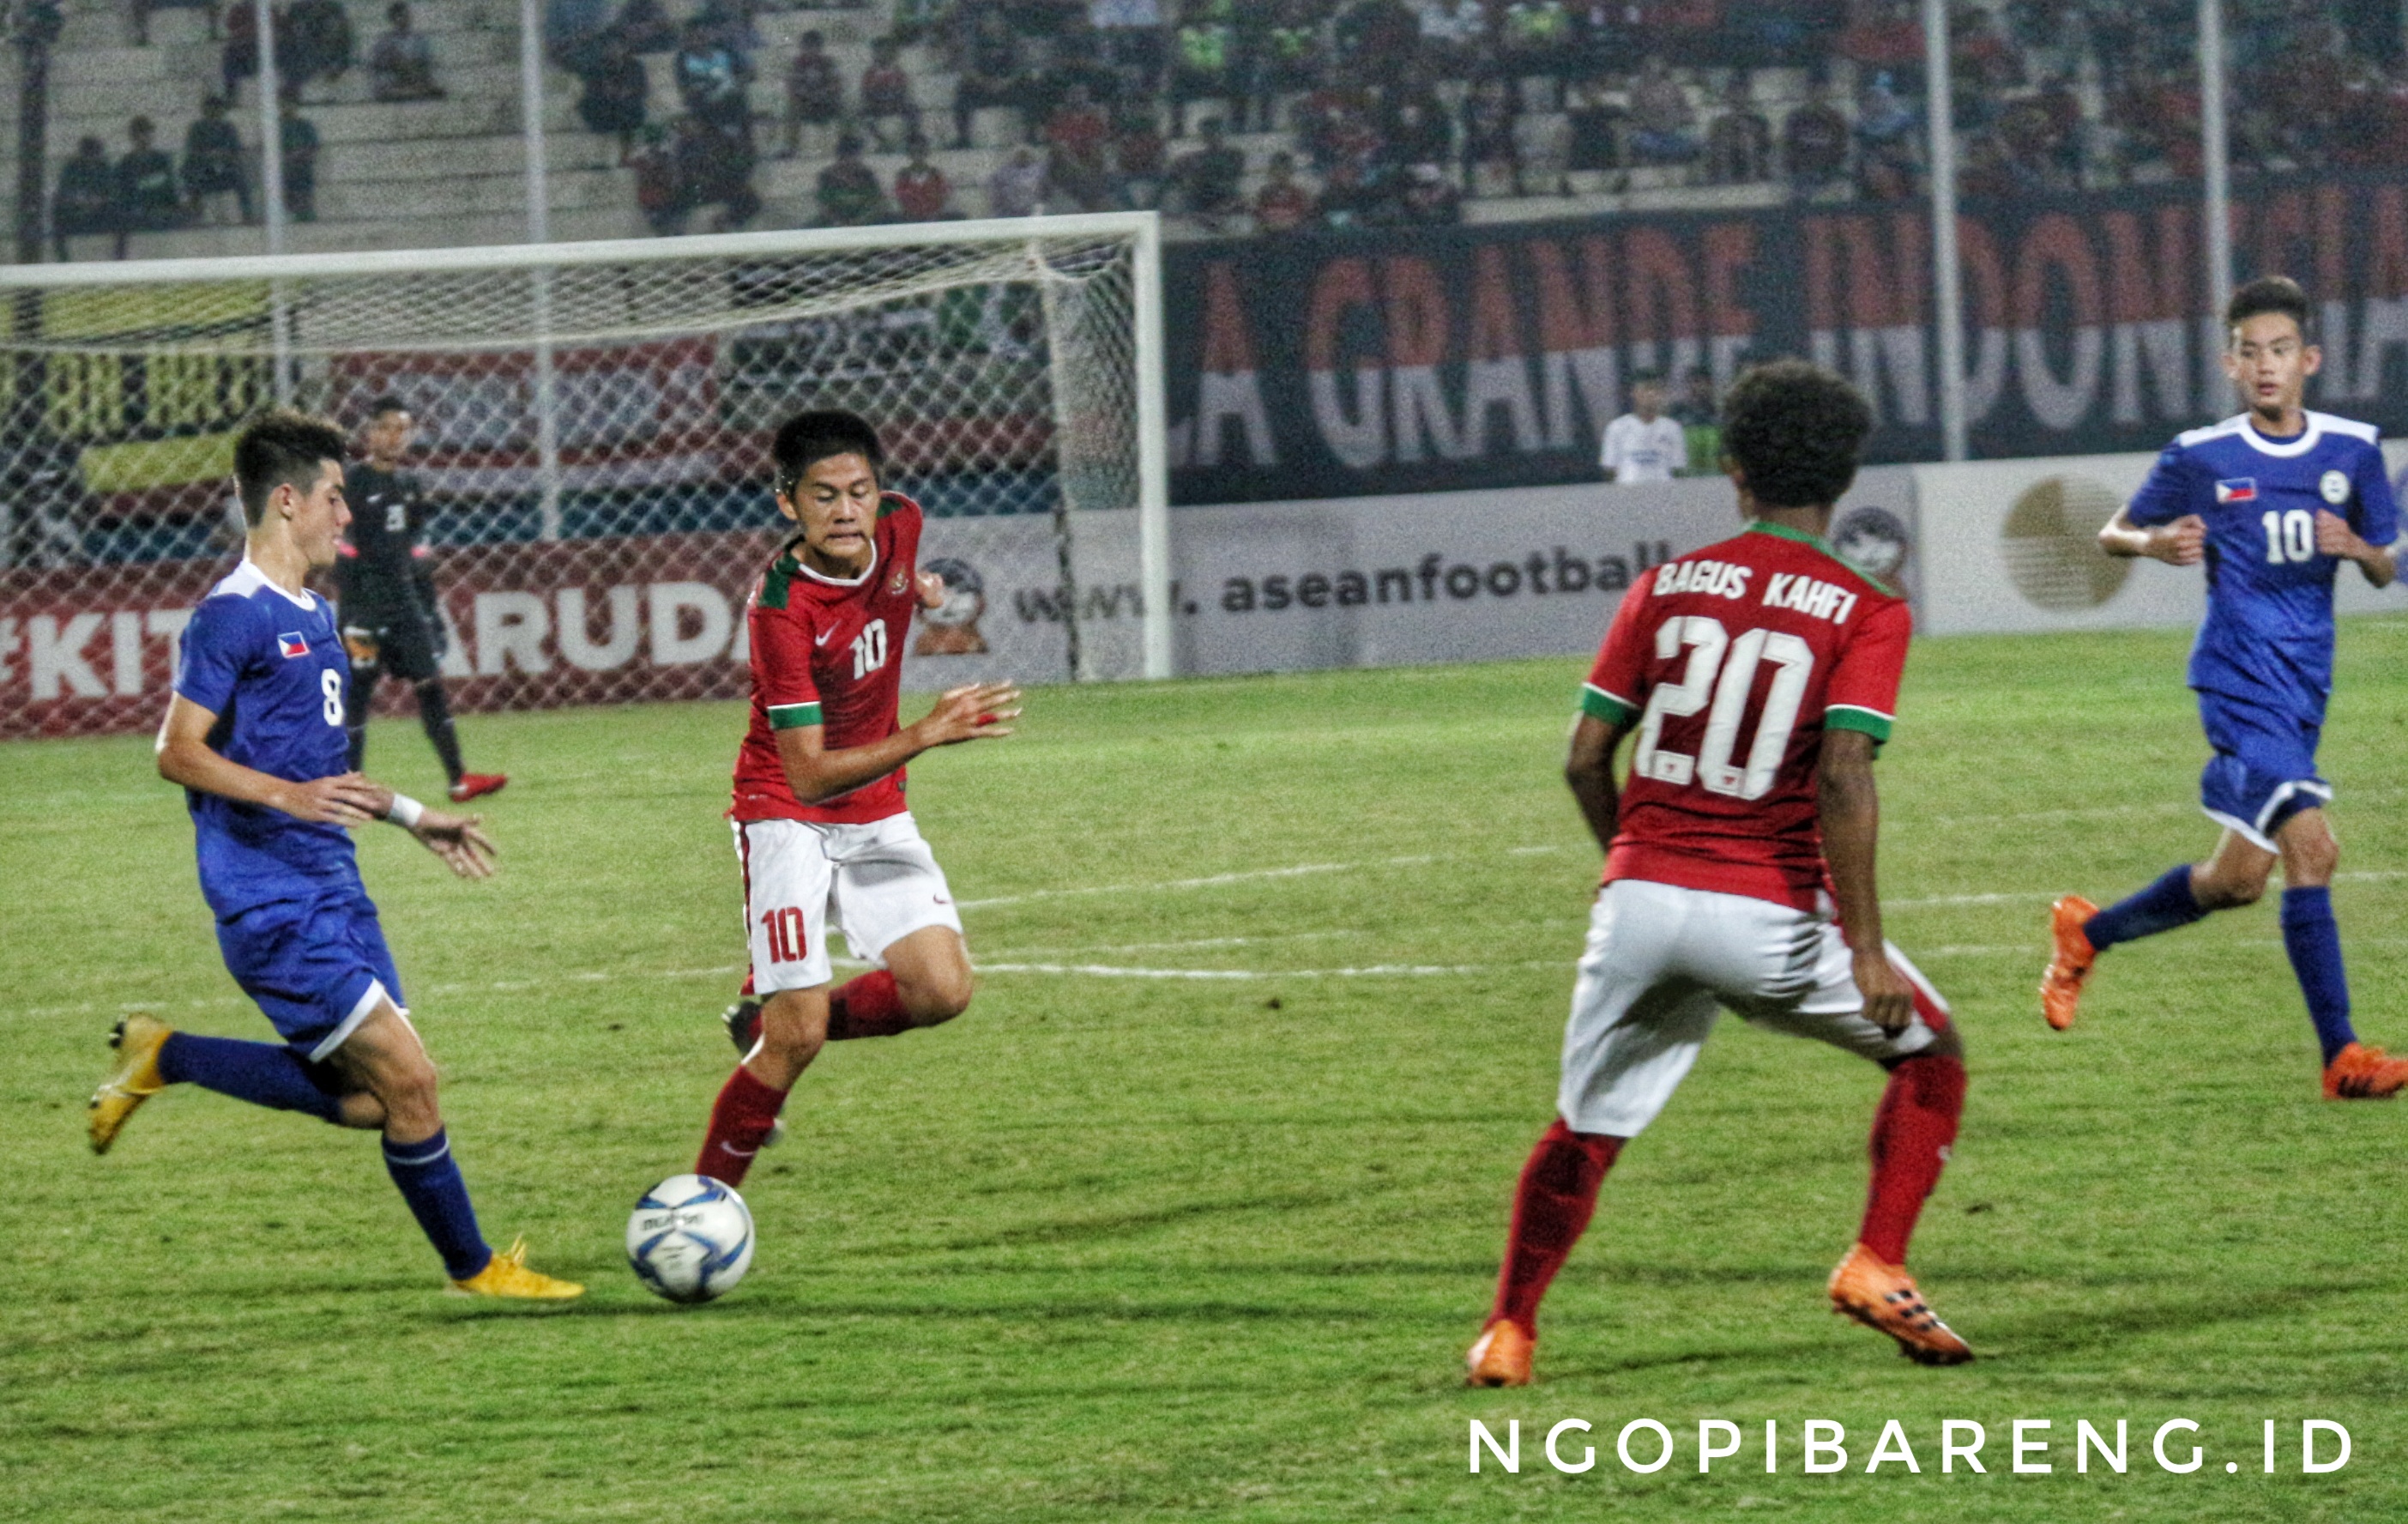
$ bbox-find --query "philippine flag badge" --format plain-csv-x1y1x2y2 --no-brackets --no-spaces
277,632,311,658
2215,478,2258,505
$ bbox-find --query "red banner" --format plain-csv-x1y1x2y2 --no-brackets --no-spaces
0,528,794,740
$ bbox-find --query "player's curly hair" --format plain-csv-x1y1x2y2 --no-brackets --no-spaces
232,409,349,525
1718,360,1872,509
772,409,884,497
2225,275,2314,343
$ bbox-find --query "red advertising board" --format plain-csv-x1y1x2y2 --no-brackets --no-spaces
0,528,784,741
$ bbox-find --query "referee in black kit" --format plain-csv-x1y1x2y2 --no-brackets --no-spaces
338,396,507,803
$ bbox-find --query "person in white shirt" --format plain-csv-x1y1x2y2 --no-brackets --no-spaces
1599,373,1688,483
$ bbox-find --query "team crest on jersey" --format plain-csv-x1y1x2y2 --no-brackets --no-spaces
2214,478,2257,505
276,632,311,658
2320,469,2351,505
888,569,910,596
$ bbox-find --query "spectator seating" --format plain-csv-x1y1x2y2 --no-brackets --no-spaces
6,0,2391,261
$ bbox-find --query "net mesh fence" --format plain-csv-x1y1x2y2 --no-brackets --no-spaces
0,226,1150,740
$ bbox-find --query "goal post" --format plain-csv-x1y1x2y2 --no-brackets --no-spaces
0,212,1171,741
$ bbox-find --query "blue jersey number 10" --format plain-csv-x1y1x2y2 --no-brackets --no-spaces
2263,508,2315,564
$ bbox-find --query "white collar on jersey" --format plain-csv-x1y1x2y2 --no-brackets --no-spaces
2236,414,2322,458
222,556,322,612
794,541,878,589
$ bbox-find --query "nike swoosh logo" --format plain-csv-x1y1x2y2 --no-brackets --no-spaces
816,630,836,645
933,896,950,904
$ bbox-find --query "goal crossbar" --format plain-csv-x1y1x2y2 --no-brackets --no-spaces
0,213,1174,683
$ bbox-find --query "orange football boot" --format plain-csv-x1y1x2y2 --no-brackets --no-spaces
2040,894,2099,1031
2322,1042,2408,1100
1465,1320,1534,1388
1828,1243,1973,1366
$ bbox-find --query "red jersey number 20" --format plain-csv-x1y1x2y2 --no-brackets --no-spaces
1632,615,1814,801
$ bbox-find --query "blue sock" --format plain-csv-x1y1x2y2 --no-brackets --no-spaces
156,1033,345,1123
382,1129,492,1281
2083,865,2208,950
2281,887,2357,1067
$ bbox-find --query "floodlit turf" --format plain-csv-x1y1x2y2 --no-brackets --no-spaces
7,619,2408,1523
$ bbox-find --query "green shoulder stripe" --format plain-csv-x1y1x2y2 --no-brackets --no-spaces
1825,705,1893,743
768,700,823,730
1580,684,1638,727
758,556,796,611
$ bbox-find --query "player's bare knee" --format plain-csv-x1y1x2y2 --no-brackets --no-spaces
1919,1025,1964,1064
2194,864,2265,910
757,991,830,1063
335,1092,389,1129
382,1054,440,1116
2284,832,2339,886
902,967,974,1024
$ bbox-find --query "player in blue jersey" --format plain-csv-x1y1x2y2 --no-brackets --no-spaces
86,410,582,1298
2042,276,2406,1098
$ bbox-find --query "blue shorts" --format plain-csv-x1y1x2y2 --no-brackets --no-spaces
214,886,406,1061
2197,692,2330,850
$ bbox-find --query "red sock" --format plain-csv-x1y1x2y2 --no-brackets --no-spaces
695,1064,788,1188
826,970,912,1041
1489,1118,1622,1338
1858,1053,1966,1266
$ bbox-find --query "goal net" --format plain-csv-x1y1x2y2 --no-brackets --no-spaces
0,213,1169,741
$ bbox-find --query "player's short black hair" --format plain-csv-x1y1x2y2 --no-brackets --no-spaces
1718,360,1872,510
1628,369,1666,388
772,409,884,497
2225,275,2314,344
366,393,411,420
232,409,349,525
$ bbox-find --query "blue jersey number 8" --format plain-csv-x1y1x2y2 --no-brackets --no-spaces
321,668,342,726
2262,509,2314,564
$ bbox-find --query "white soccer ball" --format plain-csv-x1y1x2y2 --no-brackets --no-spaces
627,1174,756,1303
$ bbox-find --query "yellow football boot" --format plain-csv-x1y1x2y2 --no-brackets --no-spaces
447,1237,584,1300
89,1013,172,1155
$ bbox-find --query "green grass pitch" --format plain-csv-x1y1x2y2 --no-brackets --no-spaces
6,620,2408,1523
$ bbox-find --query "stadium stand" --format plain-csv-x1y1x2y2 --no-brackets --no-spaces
8,0,2408,260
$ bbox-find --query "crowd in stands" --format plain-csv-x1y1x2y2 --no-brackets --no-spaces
48,0,439,257
561,0,2408,235
49,94,323,257
43,0,2408,257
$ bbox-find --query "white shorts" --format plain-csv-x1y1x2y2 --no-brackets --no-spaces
1558,879,1952,1139
733,813,963,995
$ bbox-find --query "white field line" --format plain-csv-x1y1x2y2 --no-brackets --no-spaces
20,852,2406,1020
993,930,1363,959
1888,869,2408,915
969,960,1554,981
953,855,1439,910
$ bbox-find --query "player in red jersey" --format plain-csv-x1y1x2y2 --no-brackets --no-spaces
1466,361,1972,1386
692,410,1019,1188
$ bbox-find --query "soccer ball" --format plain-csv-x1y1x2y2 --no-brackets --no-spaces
626,1174,756,1303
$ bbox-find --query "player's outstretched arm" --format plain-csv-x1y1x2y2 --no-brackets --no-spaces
1563,713,1626,856
2314,510,2399,589
155,694,384,826
774,681,1023,805
1817,728,1913,1036
336,777,498,879
2098,506,2205,565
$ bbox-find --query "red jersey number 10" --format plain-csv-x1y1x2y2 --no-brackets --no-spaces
1632,615,1815,801
760,905,809,963
851,619,889,680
